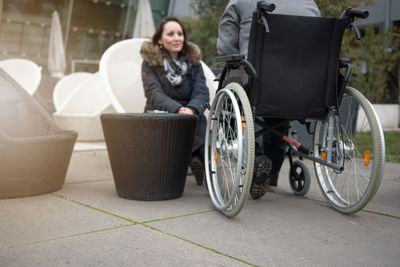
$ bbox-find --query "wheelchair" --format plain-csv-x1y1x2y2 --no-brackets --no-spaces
205,2,385,217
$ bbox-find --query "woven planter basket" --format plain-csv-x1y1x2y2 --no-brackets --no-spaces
101,113,197,200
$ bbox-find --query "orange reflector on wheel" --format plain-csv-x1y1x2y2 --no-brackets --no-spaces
215,149,218,164
241,116,245,132
364,150,370,166
322,151,326,160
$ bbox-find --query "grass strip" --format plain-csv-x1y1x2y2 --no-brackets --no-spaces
303,196,400,219
357,131,400,163
141,209,216,224
52,193,138,223
361,209,400,220
141,223,257,266
6,224,134,249
65,178,113,185
52,193,256,265
32,224,134,245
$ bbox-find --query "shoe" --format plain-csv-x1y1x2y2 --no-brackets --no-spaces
190,156,204,186
250,155,272,200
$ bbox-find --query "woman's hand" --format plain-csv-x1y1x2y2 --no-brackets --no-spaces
178,107,195,115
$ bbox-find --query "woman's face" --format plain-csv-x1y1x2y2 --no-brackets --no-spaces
158,21,184,59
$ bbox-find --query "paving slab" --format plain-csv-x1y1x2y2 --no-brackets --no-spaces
73,141,107,152
65,150,113,183
2,150,399,266
148,196,400,266
0,194,127,249
56,177,285,223
277,160,400,217
367,162,400,216
0,224,246,267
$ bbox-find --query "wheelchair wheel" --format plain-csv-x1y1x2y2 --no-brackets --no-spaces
313,86,385,214
205,82,255,217
289,160,311,196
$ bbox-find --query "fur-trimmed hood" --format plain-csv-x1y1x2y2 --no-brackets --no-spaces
140,41,202,67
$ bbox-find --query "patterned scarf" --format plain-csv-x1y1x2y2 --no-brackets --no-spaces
163,57,188,86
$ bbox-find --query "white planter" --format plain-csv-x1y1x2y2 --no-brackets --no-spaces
356,104,399,132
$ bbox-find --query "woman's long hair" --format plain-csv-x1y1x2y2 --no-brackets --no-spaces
152,16,189,60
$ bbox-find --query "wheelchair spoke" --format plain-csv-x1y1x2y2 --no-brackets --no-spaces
204,84,255,217
314,87,384,213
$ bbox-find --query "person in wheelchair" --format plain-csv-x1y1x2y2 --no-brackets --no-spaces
217,0,320,199
207,2,382,217
140,16,209,186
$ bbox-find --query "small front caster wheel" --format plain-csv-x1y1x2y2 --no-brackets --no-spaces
289,160,310,196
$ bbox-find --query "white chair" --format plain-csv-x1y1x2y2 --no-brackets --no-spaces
99,38,218,113
200,61,218,114
53,72,115,141
53,72,93,112
0,58,42,95
99,38,147,113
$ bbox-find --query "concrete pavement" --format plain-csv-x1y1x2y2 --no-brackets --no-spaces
0,148,399,266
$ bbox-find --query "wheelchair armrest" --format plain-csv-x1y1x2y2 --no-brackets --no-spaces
338,58,352,100
242,59,257,78
339,58,352,81
214,72,221,82
216,54,245,63
215,54,257,90
216,54,257,78
339,58,351,68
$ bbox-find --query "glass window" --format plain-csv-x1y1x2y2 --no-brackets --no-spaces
66,0,130,61
0,0,68,66
0,0,170,73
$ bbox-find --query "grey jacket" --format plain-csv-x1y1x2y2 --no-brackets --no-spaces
217,0,321,56
140,41,209,115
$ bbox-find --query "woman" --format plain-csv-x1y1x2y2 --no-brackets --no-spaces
140,16,209,185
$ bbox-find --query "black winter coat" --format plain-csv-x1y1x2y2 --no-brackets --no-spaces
140,41,209,115
140,41,209,154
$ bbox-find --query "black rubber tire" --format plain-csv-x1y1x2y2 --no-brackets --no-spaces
289,160,311,196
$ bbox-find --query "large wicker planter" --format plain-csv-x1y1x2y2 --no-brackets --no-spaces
101,113,197,200
0,131,77,198
0,68,78,199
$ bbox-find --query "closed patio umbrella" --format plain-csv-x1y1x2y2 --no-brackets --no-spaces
132,0,155,38
48,11,66,78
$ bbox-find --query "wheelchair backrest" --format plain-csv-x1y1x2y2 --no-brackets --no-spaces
248,12,346,119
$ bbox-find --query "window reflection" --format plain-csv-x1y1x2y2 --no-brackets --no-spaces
0,0,169,73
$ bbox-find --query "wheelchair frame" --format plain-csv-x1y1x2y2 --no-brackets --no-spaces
205,4,385,217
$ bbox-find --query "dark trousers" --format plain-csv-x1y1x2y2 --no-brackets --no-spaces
192,114,207,159
256,118,288,177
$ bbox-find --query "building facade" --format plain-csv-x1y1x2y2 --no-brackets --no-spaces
359,0,400,32
0,0,398,74
168,0,400,32
0,0,170,72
